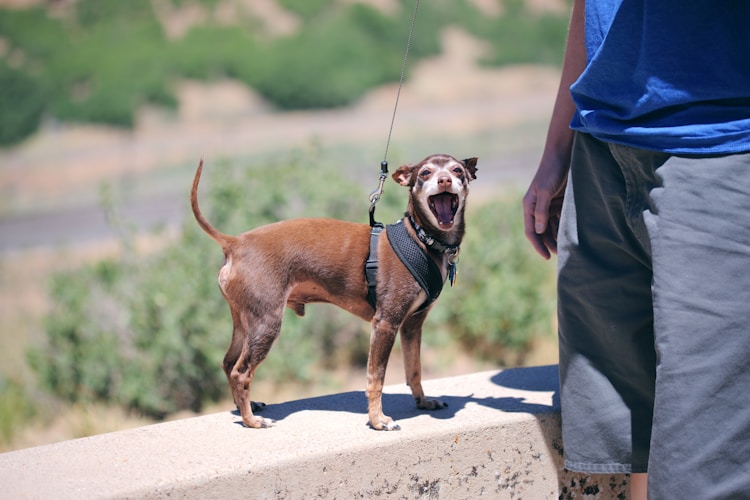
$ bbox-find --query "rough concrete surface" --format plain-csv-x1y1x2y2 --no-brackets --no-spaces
0,366,628,499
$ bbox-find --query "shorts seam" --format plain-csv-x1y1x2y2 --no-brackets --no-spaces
564,459,648,475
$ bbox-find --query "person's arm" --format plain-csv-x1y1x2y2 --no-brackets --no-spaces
523,0,586,259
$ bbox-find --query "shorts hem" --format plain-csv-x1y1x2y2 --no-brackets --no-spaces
564,460,648,475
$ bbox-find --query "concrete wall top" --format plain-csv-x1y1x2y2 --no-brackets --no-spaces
0,366,628,499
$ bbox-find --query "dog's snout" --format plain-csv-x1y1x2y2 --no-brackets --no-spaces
438,175,452,188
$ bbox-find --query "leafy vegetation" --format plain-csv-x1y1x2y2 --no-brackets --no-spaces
0,376,35,445
28,150,555,418
0,0,568,146
0,60,46,145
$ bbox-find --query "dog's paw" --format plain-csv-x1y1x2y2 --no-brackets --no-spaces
368,416,401,431
384,420,401,431
243,415,275,429
416,397,447,411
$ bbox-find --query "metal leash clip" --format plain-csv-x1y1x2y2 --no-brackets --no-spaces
368,161,389,227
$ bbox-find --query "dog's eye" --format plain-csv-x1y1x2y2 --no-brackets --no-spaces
452,167,464,175
419,169,432,178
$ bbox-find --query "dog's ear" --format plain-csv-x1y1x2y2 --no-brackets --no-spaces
462,157,478,181
392,164,416,187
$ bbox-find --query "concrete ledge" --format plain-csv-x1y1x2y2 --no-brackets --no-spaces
0,366,628,499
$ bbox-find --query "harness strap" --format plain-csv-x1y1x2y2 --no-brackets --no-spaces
365,223,384,309
386,220,445,312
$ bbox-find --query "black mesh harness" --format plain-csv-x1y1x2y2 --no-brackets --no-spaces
365,218,458,313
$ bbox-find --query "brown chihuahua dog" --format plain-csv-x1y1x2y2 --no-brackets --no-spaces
190,154,478,430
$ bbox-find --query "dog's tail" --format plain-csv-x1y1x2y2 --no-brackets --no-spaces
191,159,233,248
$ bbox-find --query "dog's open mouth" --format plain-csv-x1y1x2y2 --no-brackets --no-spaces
429,192,459,229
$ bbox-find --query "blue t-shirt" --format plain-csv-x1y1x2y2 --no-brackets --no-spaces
570,0,750,154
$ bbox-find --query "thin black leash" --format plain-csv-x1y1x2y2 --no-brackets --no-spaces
368,0,420,227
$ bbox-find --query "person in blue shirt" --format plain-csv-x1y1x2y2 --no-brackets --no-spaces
523,1,750,498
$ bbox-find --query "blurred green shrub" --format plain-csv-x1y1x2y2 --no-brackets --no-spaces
0,375,35,446
250,5,416,110
54,0,176,127
277,0,335,20
0,61,47,146
461,0,571,67
168,25,260,81
29,151,555,418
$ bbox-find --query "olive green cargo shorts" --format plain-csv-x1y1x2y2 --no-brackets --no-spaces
557,132,750,499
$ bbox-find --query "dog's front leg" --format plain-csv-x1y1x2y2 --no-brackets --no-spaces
401,313,447,411
366,313,401,431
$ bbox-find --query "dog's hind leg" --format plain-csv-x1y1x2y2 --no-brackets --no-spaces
222,309,245,409
222,316,266,413
229,309,283,429
400,313,447,411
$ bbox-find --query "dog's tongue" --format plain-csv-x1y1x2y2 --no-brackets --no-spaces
432,193,454,225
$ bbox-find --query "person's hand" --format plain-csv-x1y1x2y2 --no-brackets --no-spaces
521,0,582,260
523,154,568,259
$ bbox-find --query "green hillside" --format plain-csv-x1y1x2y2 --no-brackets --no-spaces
0,0,568,146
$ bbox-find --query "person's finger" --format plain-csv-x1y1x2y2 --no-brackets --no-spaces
542,226,558,255
532,190,552,235
524,187,556,259
525,216,553,259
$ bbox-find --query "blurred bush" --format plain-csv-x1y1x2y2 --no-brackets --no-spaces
249,5,417,109
0,375,35,446
0,0,568,145
0,60,47,146
28,151,554,418
278,0,336,20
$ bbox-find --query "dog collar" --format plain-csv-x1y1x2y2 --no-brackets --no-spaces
407,215,460,256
